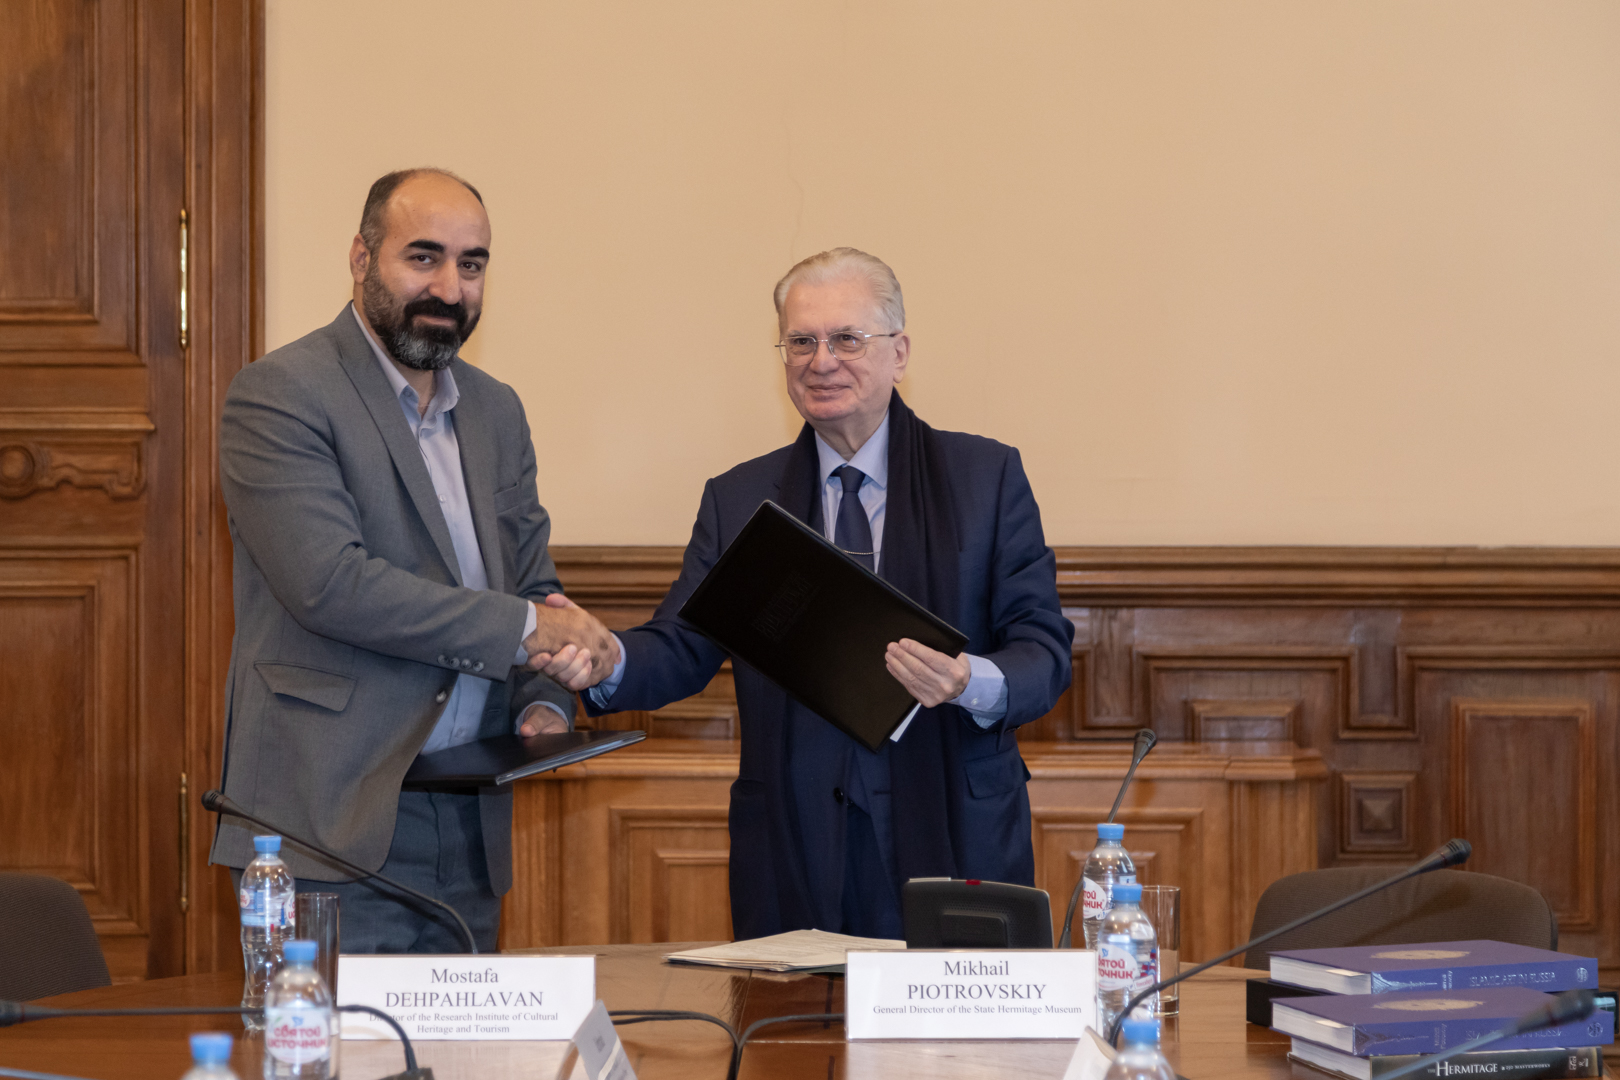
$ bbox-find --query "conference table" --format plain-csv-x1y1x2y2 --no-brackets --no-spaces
0,945,1302,1079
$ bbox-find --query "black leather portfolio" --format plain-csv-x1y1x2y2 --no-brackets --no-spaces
677,500,968,752
402,729,647,789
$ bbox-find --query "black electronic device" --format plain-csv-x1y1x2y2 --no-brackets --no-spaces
677,501,968,752
1245,976,1331,1027
402,729,647,789
902,878,1054,949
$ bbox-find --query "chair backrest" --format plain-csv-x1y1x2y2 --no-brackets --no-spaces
0,873,112,1000
1244,867,1557,970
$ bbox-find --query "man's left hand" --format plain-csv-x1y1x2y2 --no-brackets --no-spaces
518,704,572,738
885,639,971,708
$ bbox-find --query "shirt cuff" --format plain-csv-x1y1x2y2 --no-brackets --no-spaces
513,600,539,666
951,653,1008,728
587,634,629,709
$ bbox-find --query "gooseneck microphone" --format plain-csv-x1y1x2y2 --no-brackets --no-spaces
202,788,478,955
1379,988,1598,1080
1103,838,1474,1046
1058,729,1158,950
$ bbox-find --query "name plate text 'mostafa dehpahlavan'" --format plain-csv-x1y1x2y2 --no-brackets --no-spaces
338,955,594,1041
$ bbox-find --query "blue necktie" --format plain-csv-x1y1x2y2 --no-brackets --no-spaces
834,465,875,572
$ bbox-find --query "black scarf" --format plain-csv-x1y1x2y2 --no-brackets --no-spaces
774,390,972,881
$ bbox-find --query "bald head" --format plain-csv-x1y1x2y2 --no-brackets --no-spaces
349,169,492,372
359,168,485,255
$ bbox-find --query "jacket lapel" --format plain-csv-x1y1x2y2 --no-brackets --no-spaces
449,364,506,595
331,305,465,585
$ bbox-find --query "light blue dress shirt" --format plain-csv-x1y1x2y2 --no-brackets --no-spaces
590,413,1008,726
354,307,558,752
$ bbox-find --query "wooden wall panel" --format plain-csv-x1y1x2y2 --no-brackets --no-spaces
0,552,141,978
610,808,733,943
550,546,1620,964
1449,698,1597,932
0,0,137,357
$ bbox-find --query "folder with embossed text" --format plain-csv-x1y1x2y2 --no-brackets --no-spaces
677,500,968,752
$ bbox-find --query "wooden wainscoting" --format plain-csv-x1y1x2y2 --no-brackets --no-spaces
544,546,1620,965
499,738,1325,964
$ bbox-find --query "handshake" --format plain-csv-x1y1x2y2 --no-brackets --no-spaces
521,592,619,693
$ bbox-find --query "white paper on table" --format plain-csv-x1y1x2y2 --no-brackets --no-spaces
664,929,905,971
1062,1027,1118,1080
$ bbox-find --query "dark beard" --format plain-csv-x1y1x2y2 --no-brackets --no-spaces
362,262,482,371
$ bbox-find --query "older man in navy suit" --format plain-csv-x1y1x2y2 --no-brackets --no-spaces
535,248,1073,940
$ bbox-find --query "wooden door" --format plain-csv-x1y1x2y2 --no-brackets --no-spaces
0,0,258,980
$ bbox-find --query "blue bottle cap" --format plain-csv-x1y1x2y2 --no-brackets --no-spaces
1121,1018,1160,1046
1111,882,1142,904
1096,823,1125,841
190,1032,234,1062
283,939,318,964
252,835,282,854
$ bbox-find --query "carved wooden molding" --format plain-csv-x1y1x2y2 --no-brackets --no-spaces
0,410,152,500
1338,771,1417,856
552,545,1620,607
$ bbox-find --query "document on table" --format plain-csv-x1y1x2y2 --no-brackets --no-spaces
664,929,907,973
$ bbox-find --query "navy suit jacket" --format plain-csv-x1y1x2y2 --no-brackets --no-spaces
589,413,1073,939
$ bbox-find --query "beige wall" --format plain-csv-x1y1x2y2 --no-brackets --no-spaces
266,1,1620,546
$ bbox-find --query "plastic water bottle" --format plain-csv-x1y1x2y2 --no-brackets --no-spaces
1096,881,1158,1033
1102,1017,1176,1080
181,1033,240,1080
239,834,295,1034
263,939,335,1079
1081,822,1136,948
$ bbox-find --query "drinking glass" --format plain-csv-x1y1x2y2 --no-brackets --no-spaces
1139,885,1181,1016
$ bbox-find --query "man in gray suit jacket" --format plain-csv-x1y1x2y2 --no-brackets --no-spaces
210,169,616,951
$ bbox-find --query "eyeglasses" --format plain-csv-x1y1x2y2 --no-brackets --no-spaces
776,330,900,366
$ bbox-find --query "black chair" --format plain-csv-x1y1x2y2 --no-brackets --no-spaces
0,873,112,1000
1244,866,1557,970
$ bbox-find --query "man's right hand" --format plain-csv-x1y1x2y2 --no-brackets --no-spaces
523,592,619,690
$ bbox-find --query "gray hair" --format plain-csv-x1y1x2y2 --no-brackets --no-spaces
772,247,906,332
359,168,484,255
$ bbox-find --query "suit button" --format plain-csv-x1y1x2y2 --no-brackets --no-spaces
473,661,485,673
438,655,450,665
832,787,845,804
435,689,449,704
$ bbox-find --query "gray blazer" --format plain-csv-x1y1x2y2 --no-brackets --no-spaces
209,306,573,893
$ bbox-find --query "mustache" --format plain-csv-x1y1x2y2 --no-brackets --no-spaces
403,295,469,331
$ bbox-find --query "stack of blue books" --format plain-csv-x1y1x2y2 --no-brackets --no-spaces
1266,941,1611,1080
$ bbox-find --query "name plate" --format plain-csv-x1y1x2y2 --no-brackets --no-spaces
845,950,1098,1040
338,954,594,1041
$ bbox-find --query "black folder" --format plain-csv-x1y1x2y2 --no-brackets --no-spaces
677,501,968,752
402,729,647,790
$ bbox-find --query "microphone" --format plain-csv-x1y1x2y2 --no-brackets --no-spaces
1377,989,1597,1080
1057,729,1158,950
0,1000,432,1080
1103,837,1473,1045
202,788,478,955
1107,729,1158,825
